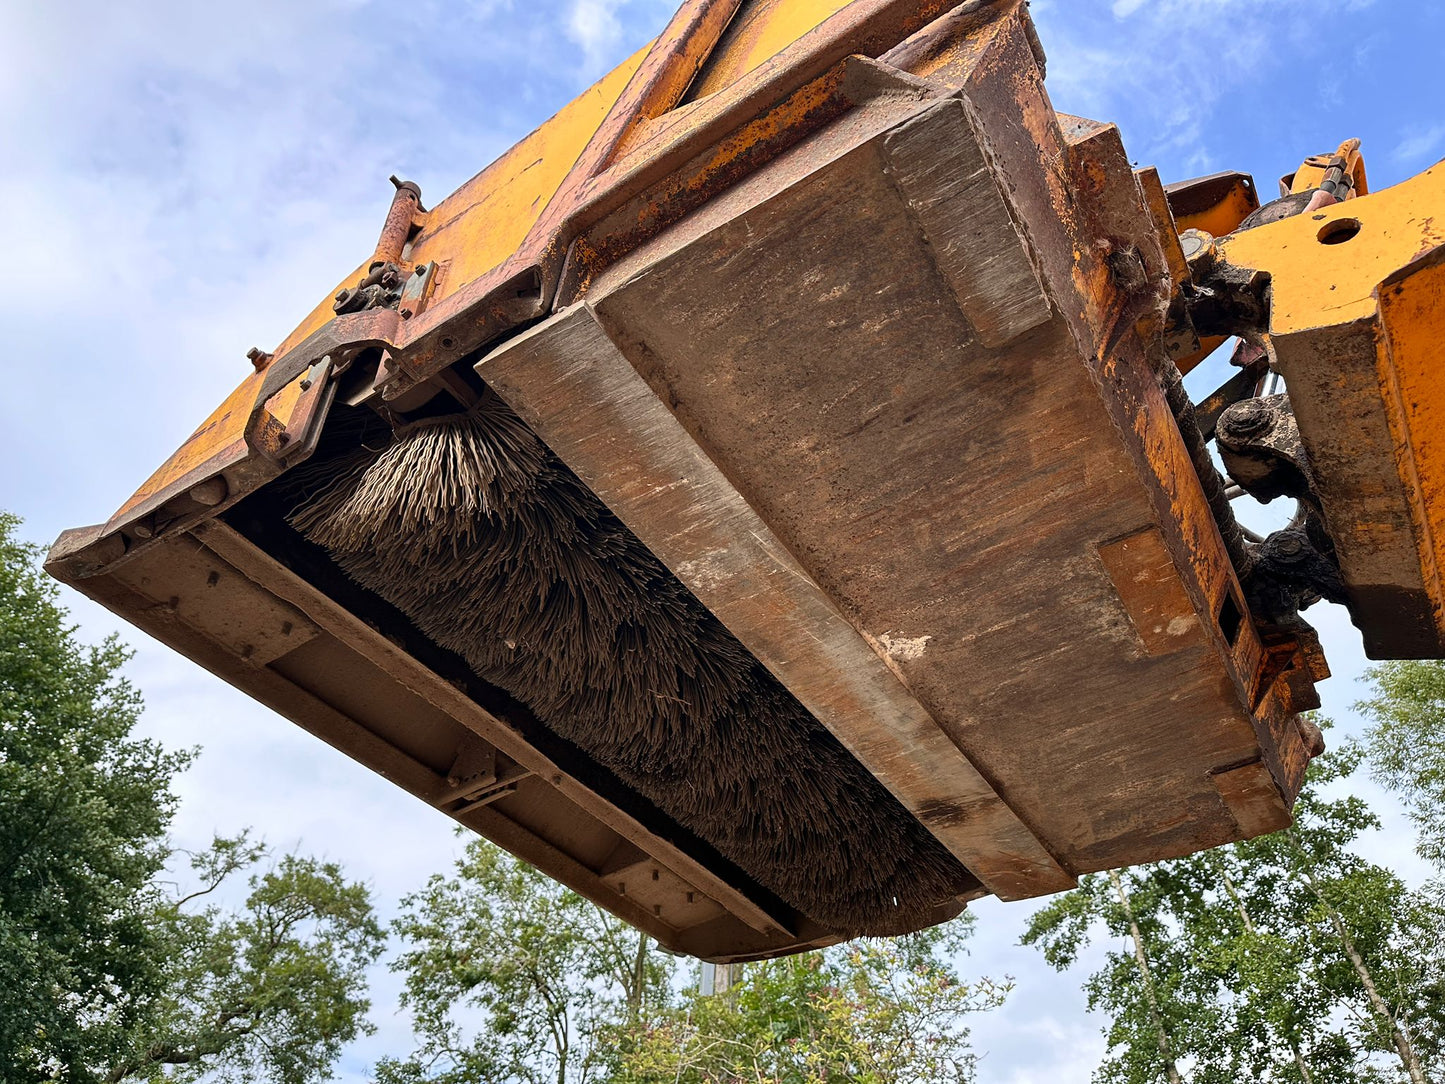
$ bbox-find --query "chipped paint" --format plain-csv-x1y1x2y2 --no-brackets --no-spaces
878,632,932,660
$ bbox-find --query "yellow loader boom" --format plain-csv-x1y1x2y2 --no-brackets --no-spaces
48,0,1445,961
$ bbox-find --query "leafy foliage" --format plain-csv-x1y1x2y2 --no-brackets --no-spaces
1022,869,1211,1084
1357,660,1445,872
381,840,1006,1084
378,840,674,1084
106,835,385,1084
618,924,1008,1084
1024,745,1444,1083
0,514,382,1083
0,512,188,1079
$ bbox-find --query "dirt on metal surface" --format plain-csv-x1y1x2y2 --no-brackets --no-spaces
283,392,978,936
49,0,1380,961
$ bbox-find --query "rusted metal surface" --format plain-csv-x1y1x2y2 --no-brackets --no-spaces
1135,165,1199,361
1208,162,1445,657
371,178,425,267
951,10,1312,807
332,262,408,316
508,0,748,315
554,0,990,302
475,4,1320,886
569,0,747,175
685,0,852,98
1164,170,1260,237
479,303,1072,901
1216,394,1316,507
49,0,1400,959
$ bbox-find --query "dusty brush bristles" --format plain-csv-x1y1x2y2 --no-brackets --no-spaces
287,389,974,934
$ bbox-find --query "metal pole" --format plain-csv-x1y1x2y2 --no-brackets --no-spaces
699,961,736,995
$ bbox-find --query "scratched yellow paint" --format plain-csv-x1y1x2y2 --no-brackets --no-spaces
1222,163,1445,641
410,45,650,299
1219,163,1445,335
687,0,855,99
1378,250,1445,638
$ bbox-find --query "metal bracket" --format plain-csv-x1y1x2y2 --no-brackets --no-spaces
243,308,399,460
1243,525,1347,628
1193,342,1269,443
1216,393,1318,508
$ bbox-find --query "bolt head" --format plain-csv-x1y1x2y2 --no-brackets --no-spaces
1272,532,1311,564
1222,400,1273,437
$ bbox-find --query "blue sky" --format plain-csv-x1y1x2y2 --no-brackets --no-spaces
1,0,1440,1079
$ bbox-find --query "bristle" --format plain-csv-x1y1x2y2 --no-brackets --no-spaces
287,389,974,934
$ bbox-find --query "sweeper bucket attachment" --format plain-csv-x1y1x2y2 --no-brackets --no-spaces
49,0,1343,961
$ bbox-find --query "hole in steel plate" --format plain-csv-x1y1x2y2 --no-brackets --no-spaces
1317,218,1361,245
1218,590,1244,647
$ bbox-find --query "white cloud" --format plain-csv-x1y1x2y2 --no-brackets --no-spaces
1031,0,1413,185
1393,123,1445,165
568,0,627,68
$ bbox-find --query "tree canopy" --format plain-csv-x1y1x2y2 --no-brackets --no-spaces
378,839,673,1084
1024,743,1444,1084
0,512,188,1077
0,514,382,1082
618,925,1008,1084
380,839,1008,1084
1357,660,1445,874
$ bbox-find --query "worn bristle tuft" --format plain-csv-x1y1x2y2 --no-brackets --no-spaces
286,389,973,934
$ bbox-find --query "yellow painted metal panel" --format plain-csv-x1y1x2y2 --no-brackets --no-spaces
687,0,854,99
1378,249,1445,640
409,46,650,303
1218,163,1445,335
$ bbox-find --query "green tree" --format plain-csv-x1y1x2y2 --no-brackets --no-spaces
1357,660,1445,872
382,840,1007,1084
1254,753,1442,1083
1024,748,1444,1084
105,834,385,1083
1160,749,1440,1084
378,839,674,1084
1022,867,1215,1084
1148,845,1351,1083
617,923,1009,1084
0,513,383,1082
0,512,188,1077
